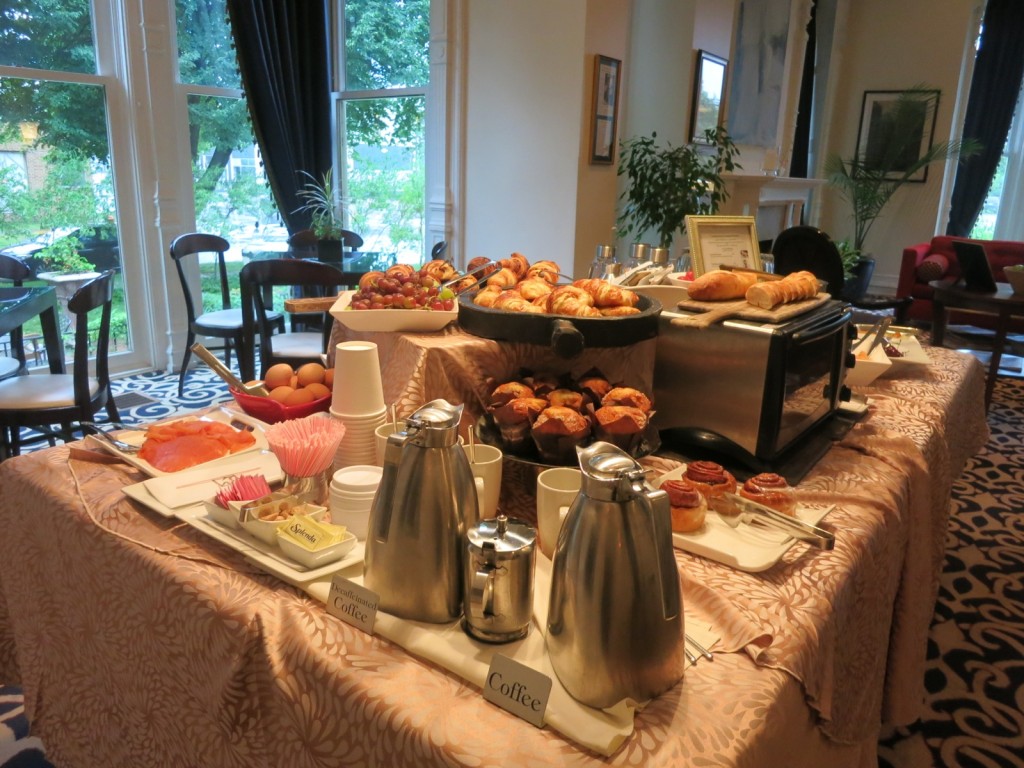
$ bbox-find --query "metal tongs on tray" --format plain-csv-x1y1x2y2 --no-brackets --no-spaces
720,493,836,550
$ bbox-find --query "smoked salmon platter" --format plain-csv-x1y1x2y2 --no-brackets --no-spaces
88,408,269,477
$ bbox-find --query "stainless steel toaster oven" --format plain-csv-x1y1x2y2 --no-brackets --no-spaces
645,291,852,472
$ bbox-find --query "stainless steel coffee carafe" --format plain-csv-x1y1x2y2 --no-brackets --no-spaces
363,399,478,623
463,515,536,643
546,441,685,708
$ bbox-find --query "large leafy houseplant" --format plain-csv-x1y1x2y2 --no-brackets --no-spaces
616,127,741,249
825,87,981,276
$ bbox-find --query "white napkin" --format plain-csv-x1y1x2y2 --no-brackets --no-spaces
144,451,282,509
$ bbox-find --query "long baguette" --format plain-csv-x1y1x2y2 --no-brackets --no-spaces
688,269,757,301
745,271,820,309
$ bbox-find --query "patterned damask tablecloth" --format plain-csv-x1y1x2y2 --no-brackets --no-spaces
0,344,987,768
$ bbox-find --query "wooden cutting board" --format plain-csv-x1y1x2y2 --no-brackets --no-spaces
670,292,831,329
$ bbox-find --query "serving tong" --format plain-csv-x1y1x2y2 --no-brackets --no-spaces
720,493,835,550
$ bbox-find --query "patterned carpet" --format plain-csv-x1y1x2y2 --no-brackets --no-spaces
878,374,1024,768
5,361,1023,767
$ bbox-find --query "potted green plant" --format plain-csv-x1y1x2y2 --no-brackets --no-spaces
295,169,348,261
34,235,101,332
824,87,980,298
616,127,741,251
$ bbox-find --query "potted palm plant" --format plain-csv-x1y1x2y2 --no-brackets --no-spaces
824,87,980,299
616,127,741,251
295,169,348,262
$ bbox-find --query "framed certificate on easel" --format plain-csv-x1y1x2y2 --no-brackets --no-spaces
685,215,762,277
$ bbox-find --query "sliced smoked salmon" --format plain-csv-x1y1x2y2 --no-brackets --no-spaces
138,419,257,472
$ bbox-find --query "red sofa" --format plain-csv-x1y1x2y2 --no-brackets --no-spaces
897,235,1024,328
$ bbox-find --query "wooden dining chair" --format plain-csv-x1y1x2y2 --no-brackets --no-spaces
239,259,352,380
0,271,120,460
287,228,364,254
0,253,33,381
169,233,284,395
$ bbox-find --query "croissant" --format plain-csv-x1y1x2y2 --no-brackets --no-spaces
500,252,531,279
516,277,554,302
466,256,497,277
486,267,519,289
492,290,538,312
358,270,386,292
687,269,757,301
472,284,504,307
745,270,820,309
572,279,640,308
599,306,641,317
526,260,561,284
386,263,417,280
420,259,456,282
548,286,601,317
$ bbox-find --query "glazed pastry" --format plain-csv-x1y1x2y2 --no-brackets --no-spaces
466,256,497,278
739,473,797,516
547,388,585,410
420,259,456,282
486,267,520,289
385,263,416,280
500,252,531,279
526,260,561,284
358,270,386,292
593,405,648,453
659,478,708,533
472,283,504,307
684,460,738,514
572,279,640,308
531,406,592,463
687,269,757,301
489,397,548,449
745,271,819,310
547,286,602,317
489,381,535,407
516,277,555,302
493,290,543,313
602,386,653,413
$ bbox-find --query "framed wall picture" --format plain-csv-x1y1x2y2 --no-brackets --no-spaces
685,215,762,276
855,90,940,183
590,55,621,164
689,50,728,143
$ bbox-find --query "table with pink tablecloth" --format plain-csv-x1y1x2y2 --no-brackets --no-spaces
0,338,988,768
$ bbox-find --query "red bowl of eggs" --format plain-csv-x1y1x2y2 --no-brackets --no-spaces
230,362,334,424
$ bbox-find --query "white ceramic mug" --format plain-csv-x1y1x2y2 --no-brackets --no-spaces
462,443,503,519
536,467,582,558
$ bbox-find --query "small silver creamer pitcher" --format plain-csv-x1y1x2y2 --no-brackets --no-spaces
363,399,478,623
463,515,536,643
546,441,685,708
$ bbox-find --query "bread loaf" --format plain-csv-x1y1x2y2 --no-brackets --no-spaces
744,270,820,309
687,269,757,301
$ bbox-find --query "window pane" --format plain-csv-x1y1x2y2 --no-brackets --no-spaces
176,0,241,89
187,94,285,283
343,96,425,264
344,0,430,91
0,0,97,73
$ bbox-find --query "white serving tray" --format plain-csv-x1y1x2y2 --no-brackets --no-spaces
89,408,270,477
654,466,835,573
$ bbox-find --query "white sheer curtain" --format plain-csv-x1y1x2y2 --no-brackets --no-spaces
993,84,1024,241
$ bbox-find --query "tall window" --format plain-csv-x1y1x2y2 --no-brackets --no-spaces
0,0,127,352
337,0,430,264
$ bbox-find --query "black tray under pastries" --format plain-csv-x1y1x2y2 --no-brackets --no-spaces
457,293,662,358
476,413,660,468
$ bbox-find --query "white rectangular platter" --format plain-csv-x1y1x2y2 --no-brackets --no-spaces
89,408,270,477
655,466,834,573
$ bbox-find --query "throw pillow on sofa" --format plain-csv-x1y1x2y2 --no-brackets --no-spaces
916,254,949,282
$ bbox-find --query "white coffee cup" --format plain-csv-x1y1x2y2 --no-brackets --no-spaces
374,422,403,466
536,467,582,558
462,443,503,519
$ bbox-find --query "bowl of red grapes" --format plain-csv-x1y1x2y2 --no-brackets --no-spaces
330,263,459,332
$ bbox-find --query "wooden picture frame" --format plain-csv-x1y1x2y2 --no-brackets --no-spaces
855,90,940,183
590,55,621,164
685,215,761,277
689,50,728,144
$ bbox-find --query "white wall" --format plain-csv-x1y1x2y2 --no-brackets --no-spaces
463,0,587,274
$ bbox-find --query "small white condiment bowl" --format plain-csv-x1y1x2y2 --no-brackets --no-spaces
276,529,357,568
241,502,328,546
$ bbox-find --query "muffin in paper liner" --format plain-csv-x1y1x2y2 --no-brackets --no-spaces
531,406,592,464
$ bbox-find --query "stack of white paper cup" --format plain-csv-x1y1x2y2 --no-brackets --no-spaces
330,465,382,540
331,341,387,468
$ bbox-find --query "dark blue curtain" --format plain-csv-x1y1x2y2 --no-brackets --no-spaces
946,0,1024,236
225,0,333,234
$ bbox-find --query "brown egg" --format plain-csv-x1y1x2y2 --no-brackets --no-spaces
324,368,334,388
264,363,295,391
304,382,331,401
283,387,317,406
296,362,326,388
268,385,295,404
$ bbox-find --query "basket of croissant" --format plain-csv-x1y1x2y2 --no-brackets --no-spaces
477,368,660,466
457,252,662,358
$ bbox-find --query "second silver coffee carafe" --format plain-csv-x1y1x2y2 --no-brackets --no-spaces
363,399,478,623
546,441,685,708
